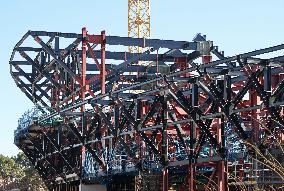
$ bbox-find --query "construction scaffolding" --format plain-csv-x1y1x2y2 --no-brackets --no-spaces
10,28,284,191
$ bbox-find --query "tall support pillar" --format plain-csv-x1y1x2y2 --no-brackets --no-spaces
217,161,226,191
81,27,87,175
136,99,143,156
189,126,195,191
239,159,244,181
217,78,229,191
135,99,143,191
161,95,168,191
162,168,168,191
250,89,261,142
101,30,106,95
218,116,227,191
81,27,87,112
223,78,230,191
189,82,198,191
54,36,60,109
263,60,271,95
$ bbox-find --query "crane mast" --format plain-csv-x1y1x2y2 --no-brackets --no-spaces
128,0,150,53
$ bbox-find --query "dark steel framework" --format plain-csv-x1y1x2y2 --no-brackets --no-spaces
10,28,284,190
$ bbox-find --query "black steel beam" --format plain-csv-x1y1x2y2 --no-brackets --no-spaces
31,35,77,78
167,87,224,157
99,111,137,160
198,80,248,140
117,98,160,156
67,123,105,168
19,51,61,88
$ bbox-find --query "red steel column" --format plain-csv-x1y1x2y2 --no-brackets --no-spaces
217,160,226,191
81,27,87,112
81,27,87,174
101,30,106,95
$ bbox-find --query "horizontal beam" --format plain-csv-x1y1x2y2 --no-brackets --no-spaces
13,48,184,62
106,36,197,50
27,31,198,49
30,31,81,38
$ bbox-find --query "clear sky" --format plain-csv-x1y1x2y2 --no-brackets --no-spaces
0,0,284,157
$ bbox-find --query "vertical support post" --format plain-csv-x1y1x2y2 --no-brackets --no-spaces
71,50,76,109
136,99,143,157
55,36,59,56
54,36,60,109
81,27,87,112
136,99,142,121
52,38,60,109
113,104,119,181
218,115,227,191
58,126,61,148
81,27,87,177
224,75,231,103
217,160,226,191
239,158,244,181
114,106,120,133
250,89,261,142
40,51,45,67
53,72,59,109
263,60,271,95
224,75,231,188
101,30,106,95
189,82,197,191
161,95,168,191
217,79,228,191
82,114,87,137
189,122,195,191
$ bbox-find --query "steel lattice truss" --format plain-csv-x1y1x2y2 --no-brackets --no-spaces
10,28,284,190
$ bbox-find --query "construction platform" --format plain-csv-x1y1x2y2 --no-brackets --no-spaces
10,28,284,190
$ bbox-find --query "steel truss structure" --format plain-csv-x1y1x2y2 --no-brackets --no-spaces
10,28,284,191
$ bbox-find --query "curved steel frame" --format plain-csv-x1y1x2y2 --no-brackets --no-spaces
10,28,284,190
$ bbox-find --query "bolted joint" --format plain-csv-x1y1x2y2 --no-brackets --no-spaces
82,35,89,42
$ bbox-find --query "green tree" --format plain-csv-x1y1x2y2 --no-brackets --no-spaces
13,152,47,191
0,154,24,190
0,152,47,191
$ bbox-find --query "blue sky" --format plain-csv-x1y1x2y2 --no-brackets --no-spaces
0,0,283,156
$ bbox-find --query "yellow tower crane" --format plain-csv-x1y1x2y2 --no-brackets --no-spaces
128,0,150,53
